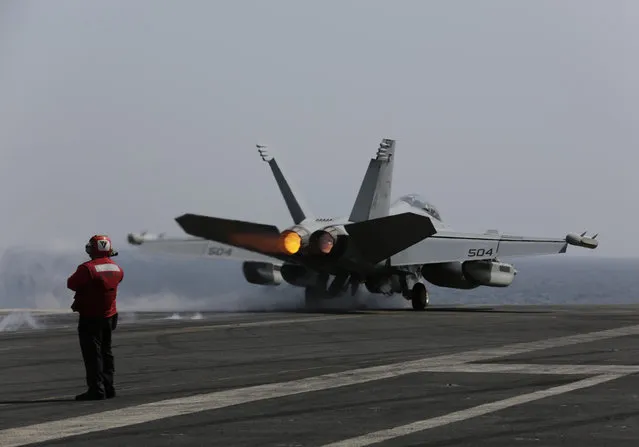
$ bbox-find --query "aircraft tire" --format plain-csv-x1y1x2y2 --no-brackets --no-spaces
410,283,429,311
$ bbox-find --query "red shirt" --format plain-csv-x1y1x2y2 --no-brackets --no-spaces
67,257,123,318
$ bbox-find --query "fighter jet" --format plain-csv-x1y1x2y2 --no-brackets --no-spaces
127,138,598,311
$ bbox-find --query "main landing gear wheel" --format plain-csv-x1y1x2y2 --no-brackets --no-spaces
410,283,429,311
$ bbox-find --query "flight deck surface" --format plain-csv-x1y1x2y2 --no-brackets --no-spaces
0,304,637,446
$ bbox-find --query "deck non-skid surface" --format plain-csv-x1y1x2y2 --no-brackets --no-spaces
0,304,638,446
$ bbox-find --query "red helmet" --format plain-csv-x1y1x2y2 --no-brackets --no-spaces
85,234,115,258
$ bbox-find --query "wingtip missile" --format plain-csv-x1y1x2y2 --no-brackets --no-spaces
127,231,165,246
566,232,599,249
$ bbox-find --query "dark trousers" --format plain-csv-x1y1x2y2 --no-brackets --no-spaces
78,314,118,396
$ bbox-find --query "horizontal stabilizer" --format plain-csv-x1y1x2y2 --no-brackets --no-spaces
126,232,281,263
344,212,436,264
175,214,285,256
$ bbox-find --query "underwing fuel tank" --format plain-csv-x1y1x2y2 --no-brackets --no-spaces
242,261,282,286
462,260,516,287
422,260,517,289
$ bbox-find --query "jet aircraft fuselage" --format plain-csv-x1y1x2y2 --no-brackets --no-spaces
128,138,598,310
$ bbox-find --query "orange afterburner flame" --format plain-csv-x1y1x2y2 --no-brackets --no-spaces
280,230,302,254
229,233,282,254
227,230,303,256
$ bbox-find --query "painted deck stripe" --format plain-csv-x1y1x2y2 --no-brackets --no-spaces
0,324,638,446
419,362,639,375
320,374,624,446
118,314,365,338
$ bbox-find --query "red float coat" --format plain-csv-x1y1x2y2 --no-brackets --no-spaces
67,257,123,318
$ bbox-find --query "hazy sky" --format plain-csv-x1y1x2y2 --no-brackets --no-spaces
1,0,637,257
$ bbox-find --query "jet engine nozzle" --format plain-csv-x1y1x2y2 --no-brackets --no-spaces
278,225,311,255
309,226,348,258
279,230,303,255
316,231,335,254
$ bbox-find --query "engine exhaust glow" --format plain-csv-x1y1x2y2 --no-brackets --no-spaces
280,230,302,254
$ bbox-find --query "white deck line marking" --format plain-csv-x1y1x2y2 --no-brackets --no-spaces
118,314,365,338
0,315,364,341
320,374,624,447
429,323,639,365
1,324,638,446
3,363,634,410
420,362,639,375
0,367,332,409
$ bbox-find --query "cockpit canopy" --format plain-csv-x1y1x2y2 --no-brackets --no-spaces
395,194,442,221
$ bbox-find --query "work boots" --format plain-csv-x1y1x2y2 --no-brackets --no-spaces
75,390,105,401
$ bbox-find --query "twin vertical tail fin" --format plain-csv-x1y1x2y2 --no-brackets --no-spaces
348,138,396,222
256,138,396,226
256,145,314,225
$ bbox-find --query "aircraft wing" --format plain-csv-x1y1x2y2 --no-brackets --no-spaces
127,233,283,264
390,228,598,266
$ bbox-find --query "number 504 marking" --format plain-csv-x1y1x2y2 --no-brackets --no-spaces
468,248,493,257
208,246,233,256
